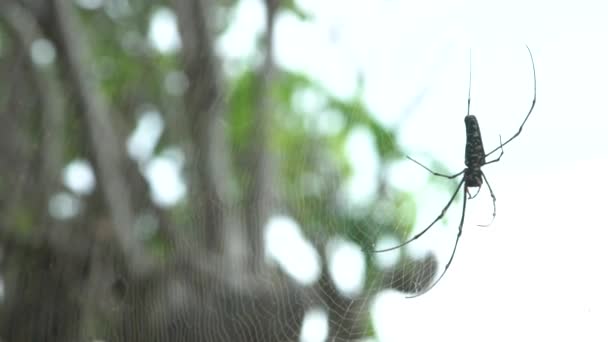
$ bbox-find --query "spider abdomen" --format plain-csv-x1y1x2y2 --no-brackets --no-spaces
464,115,486,167
464,168,483,187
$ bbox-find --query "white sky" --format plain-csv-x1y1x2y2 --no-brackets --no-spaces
269,0,608,340
136,1,608,341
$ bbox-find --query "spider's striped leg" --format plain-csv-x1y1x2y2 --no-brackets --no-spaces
405,187,468,298
485,45,537,158
373,179,465,253
477,172,497,227
468,133,500,200
407,156,465,179
484,135,505,166
467,186,482,199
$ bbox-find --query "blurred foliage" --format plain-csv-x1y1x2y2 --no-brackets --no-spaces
226,65,418,251
0,0,446,274
0,0,457,340
0,0,448,268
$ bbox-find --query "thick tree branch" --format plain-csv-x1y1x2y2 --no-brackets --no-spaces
242,0,281,272
171,0,235,254
50,0,148,273
1,3,64,211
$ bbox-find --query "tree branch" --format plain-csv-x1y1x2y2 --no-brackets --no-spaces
1,3,64,213
50,0,148,273
171,0,236,255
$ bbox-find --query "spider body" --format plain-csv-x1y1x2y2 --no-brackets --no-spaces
464,167,483,189
464,115,486,188
373,46,537,297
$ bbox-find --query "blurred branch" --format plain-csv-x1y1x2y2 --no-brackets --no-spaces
0,3,90,262
171,0,234,254
1,3,64,214
381,255,438,294
0,4,40,238
242,0,281,271
50,0,148,273
315,262,370,340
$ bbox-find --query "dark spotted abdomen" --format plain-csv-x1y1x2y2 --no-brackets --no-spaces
464,115,486,168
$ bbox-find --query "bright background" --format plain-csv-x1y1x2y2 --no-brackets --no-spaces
144,0,608,340
268,1,608,341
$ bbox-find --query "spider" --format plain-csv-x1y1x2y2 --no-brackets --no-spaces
374,46,537,297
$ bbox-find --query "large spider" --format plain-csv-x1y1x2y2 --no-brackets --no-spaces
375,46,537,297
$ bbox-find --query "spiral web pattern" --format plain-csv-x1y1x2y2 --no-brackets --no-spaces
111,11,467,342
0,1,474,341
108,104,464,342
149,107,464,342
12,0,608,341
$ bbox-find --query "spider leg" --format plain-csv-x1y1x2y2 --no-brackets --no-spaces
405,188,468,298
485,45,536,158
477,172,496,227
407,156,465,179
467,186,482,199
484,135,504,166
467,48,472,116
373,179,465,253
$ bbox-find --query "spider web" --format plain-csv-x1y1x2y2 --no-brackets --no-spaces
158,1,473,340
0,1,520,342
11,0,608,340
